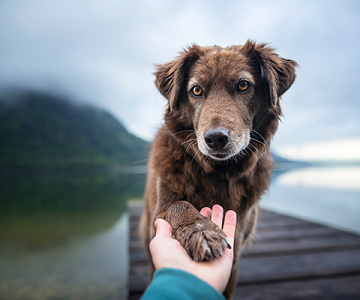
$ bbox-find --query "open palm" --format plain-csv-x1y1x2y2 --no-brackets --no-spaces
149,205,237,293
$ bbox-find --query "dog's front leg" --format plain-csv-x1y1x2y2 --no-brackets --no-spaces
163,201,231,262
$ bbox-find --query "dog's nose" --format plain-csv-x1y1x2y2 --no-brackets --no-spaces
204,128,229,149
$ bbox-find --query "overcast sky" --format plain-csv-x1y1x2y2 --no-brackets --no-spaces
0,0,359,160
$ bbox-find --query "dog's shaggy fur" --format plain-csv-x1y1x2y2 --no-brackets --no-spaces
140,40,297,299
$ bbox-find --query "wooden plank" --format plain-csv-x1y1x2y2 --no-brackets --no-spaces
255,226,345,240
129,266,150,293
233,275,360,300
238,249,360,284
257,209,281,218
257,218,309,228
243,234,360,257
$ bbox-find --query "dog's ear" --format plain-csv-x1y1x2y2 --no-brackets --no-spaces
155,45,204,110
243,40,297,109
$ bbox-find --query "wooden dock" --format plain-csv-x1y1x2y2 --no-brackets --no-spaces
128,202,360,300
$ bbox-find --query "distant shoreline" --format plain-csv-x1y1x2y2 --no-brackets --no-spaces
0,165,149,175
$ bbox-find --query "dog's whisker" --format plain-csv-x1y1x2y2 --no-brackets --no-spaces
229,157,238,171
242,148,250,158
247,147,259,162
181,138,197,147
249,142,264,156
251,130,267,145
253,145,265,159
249,144,265,162
246,145,263,166
233,152,240,162
189,139,199,150
185,133,196,141
191,148,202,164
186,141,198,154
239,150,246,160
171,129,195,137
184,142,198,152
183,132,196,140
181,133,198,153
250,137,266,146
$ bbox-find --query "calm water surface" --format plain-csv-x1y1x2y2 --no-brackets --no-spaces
0,165,359,299
262,165,360,234
0,168,146,300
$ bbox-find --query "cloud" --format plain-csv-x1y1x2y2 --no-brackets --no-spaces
277,138,360,162
0,0,359,146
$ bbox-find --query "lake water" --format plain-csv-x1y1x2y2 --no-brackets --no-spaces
0,165,359,299
262,165,360,235
0,168,147,300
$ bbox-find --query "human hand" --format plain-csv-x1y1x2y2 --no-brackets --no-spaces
149,205,237,293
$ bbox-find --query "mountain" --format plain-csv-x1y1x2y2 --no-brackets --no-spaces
0,90,149,167
272,152,294,164
272,152,310,171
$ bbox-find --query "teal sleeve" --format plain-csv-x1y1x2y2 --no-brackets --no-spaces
141,268,225,300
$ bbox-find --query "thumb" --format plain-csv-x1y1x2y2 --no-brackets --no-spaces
154,219,173,238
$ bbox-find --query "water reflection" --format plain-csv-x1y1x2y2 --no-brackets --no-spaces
0,169,146,300
262,165,360,234
0,168,146,214
277,166,360,191
0,213,129,299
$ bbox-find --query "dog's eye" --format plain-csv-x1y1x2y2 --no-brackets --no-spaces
191,86,203,97
237,81,249,92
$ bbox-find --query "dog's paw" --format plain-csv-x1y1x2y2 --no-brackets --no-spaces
164,201,231,262
175,219,231,261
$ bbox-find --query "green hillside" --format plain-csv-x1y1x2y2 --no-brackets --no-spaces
0,90,149,167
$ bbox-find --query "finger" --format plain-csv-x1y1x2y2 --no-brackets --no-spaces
200,207,212,218
222,210,237,247
150,219,173,258
211,205,224,228
154,219,173,238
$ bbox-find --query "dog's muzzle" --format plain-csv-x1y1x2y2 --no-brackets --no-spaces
197,126,250,161
202,127,231,160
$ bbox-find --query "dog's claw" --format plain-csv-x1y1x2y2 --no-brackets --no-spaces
205,247,213,259
223,238,231,249
188,248,194,259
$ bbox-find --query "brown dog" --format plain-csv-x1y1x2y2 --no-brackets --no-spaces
140,40,297,299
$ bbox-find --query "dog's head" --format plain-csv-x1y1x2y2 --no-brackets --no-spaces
155,40,297,165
